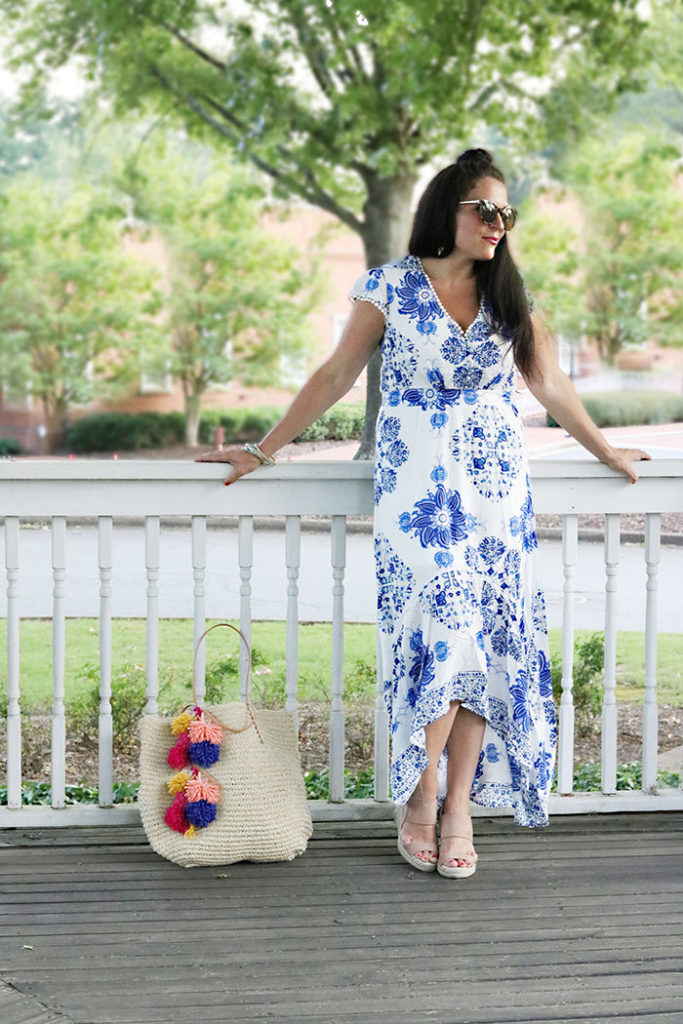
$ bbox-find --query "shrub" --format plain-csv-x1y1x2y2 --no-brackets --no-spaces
296,402,365,442
0,437,22,455
547,390,683,429
198,407,283,446
65,411,186,452
551,631,604,734
68,662,174,748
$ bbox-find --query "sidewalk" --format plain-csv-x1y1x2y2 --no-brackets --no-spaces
288,421,683,461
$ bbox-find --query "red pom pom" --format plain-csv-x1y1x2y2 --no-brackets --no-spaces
164,792,189,834
167,731,191,770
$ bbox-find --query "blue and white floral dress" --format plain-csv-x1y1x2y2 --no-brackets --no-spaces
350,255,556,828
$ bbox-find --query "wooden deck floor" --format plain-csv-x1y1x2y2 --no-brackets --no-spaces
1,813,682,1024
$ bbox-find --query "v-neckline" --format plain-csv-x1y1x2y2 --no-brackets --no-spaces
416,256,483,337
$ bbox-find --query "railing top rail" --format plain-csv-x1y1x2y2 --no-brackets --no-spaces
0,456,682,481
0,457,681,517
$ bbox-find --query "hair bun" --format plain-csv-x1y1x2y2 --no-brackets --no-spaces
456,148,493,167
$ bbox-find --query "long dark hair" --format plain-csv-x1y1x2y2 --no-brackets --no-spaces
408,149,534,377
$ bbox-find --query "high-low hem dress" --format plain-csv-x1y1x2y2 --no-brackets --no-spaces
350,255,557,829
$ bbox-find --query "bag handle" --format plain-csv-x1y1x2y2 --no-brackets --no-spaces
191,621,263,743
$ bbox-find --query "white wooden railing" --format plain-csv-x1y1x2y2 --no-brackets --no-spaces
1,457,682,825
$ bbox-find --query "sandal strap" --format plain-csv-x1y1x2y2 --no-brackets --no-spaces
440,832,474,842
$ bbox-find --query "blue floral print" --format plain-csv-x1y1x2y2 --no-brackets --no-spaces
349,255,555,828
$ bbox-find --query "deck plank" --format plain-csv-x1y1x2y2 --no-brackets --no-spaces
1,813,682,1024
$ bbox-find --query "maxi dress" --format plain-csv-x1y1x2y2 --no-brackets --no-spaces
350,255,557,828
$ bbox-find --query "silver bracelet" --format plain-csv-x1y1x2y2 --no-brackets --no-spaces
243,442,276,467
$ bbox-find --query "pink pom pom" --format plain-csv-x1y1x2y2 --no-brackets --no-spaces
164,792,189,833
188,714,222,745
185,773,220,805
167,731,191,770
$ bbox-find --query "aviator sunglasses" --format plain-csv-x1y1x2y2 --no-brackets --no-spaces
459,199,517,231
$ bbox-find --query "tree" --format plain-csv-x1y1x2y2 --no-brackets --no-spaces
1,0,654,453
122,142,322,445
0,177,162,449
516,131,683,362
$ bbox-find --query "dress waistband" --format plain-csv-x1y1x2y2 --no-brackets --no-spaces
383,385,514,410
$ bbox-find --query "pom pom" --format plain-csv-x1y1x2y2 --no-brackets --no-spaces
188,715,222,745
167,732,191,770
184,825,196,840
164,792,189,834
167,771,191,795
171,711,193,736
189,740,220,768
185,773,220,805
185,799,217,829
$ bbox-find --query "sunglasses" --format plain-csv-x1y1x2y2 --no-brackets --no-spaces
459,199,517,231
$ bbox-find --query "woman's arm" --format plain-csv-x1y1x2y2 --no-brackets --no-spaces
196,300,385,480
521,314,650,484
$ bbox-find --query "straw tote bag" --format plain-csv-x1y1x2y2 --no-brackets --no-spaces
138,622,313,867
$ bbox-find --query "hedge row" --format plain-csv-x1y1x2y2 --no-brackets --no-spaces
64,403,366,452
0,438,22,456
548,390,683,428
66,412,186,452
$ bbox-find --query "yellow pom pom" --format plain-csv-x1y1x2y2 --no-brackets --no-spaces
183,825,196,840
167,771,190,795
171,712,193,736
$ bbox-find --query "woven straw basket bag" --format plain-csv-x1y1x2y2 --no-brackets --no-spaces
139,622,313,867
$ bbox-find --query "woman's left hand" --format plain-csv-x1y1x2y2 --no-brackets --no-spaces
603,447,651,484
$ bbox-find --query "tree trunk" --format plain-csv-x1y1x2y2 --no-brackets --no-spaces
184,391,202,447
354,171,416,460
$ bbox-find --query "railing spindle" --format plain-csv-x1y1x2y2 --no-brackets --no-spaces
601,514,620,794
642,513,660,792
285,516,300,729
192,517,207,704
98,517,113,806
329,515,346,803
5,517,21,808
238,516,253,701
145,517,160,715
557,513,578,794
51,517,66,808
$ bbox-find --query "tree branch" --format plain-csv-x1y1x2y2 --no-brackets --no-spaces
157,20,227,73
149,66,363,235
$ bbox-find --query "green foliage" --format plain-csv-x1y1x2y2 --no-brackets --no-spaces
118,140,323,444
570,761,681,793
551,632,604,733
0,780,139,806
68,662,174,749
0,437,22,455
198,407,283,446
303,767,375,801
520,130,683,361
296,403,365,442
0,175,163,448
546,391,683,429
65,411,186,452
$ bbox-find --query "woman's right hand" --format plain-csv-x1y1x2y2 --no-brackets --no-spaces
194,446,263,486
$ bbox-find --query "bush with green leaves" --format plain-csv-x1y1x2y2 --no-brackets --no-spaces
68,662,175,748
0,437,22,455
296,402,364,442
198,407,283,446
551,632,604,733
65,411,186,452
547,390,683,429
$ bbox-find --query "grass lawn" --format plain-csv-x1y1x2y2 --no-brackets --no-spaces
0,620,681,709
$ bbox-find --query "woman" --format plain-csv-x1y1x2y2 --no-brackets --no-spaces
197,148,648,878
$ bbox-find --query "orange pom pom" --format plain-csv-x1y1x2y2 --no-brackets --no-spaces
188,714,222,745
185,773,220,805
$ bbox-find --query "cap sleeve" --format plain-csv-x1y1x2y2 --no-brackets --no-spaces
348,266,389,318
